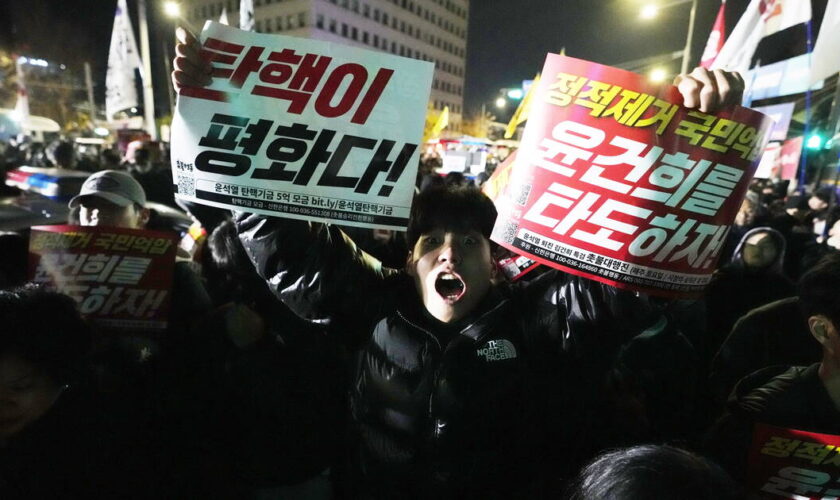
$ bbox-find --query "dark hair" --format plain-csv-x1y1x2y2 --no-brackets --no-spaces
0,284,91,385
202,219,270,308
568,445,741,500
798,252,840,328
406,186,497,249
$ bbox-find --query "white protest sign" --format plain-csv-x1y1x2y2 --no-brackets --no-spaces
171,22,433,229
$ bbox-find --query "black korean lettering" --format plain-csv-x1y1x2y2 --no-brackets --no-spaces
354,141,417,196
253,123,317,181
195,150,251,176
199,114,249,150
317,135,377,188
293,129,336,185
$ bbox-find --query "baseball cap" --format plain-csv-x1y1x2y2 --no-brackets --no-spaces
69,170,147,209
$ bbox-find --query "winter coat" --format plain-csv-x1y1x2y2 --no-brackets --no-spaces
706,363,840,481
703,227,796,361
235,214,666,498
709,297,819,407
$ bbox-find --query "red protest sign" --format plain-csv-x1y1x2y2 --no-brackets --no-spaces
490,55,773,298
746,423,840,499
28,225,178,332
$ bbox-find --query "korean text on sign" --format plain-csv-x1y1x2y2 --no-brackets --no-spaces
28,225,177,332
171,22,433,230
746,423,840,499
490,55,772,298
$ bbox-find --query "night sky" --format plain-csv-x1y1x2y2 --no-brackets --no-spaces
0,0,828,119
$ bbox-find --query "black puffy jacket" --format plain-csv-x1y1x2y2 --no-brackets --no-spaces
235,213,666,498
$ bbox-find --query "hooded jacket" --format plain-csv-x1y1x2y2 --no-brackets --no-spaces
235,213,666,498
704,227,796,360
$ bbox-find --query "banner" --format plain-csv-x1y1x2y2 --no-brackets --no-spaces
239,0,254,31
28,225,178,332
490,55,773,298
700,1,726,69
743,54,823,104
712,0,812,74
746,423,840,499
810,0,840,85
752,102,795,141
105,0,142,121
780,136,803,180
171,22,433,230
754,142,781,179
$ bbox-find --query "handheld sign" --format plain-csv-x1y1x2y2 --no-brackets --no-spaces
747,423,840,499
29,225,178,332
170,22,434,230
490,55,773,298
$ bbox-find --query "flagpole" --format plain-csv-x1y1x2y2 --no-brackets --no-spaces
680,0,698,74
797,17,815,192
137,0,157,140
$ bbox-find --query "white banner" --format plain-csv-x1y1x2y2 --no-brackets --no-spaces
239,0,254,31
170,22,433,229
712,0,811,74
105,0,142,121
810,0,840,85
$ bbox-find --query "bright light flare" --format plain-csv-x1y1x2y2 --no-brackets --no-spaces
640,4,659,19
495,97,507,109
507,89,524,99
164,1,181,18
649,68,667,83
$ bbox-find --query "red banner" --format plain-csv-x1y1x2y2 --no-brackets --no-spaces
780,136,804,181
747,423,840,499
490,55,773,298
28,225,178,332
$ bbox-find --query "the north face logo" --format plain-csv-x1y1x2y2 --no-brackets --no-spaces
476,339,517,362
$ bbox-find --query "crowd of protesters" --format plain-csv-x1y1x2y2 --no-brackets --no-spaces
1,39,840,500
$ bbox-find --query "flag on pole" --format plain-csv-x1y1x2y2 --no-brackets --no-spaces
431,106,449,137
240,0,255,31
810,0,840,84
701,1,726,68
219,7,229,25
504,74,541,139
13,56,30,130
712,0,811,74
105,0,142,121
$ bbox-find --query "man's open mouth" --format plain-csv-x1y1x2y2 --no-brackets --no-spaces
435,272,466,302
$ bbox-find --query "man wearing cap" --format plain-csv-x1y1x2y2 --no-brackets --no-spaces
70,170,150,229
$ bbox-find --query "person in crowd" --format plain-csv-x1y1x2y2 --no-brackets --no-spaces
68,169,211,338
179,219,347,499
46,140,76,170
0,285,155,498
708,295,818,408
807,186,834,234
706,252,840,481
703,227,795,363
174,24,746,498
566,444,741,500
0,233,27,289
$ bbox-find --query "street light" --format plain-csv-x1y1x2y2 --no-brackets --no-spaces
640,4,659,19
495,97,507,109
638,0,698,75
163,1,181,18
649,67,668,83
